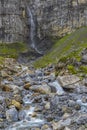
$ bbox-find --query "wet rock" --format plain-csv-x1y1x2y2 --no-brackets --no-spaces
81,55,87,64
5,98,12,108
62,113,70,120
74,104,81,110
13,94,22,103
78,126,86,130
35,69,43,76
46,115,54,122
68,100,76,107
45,102,50,110
24,82,32,90
30,84,51,94
48,81,64,95
0,118,3,122
44,71,51,76
31,128,40,130
32,112,37,117
34,106,43,112
62,106,72,113
2,84,20,94
84,79,87,86
64,127,71,130
0,96,4,104
0,122,5,129
2,85,12,92
6,107,18,122
76,114,87,125
57,75,80,89
52,119,72,130
18,110,26,120
1,70,9,78
41,124,51,130
11,100,22,110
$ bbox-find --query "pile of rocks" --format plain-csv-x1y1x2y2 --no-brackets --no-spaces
0,58,87,130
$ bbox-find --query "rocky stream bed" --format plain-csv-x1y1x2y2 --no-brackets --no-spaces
0,58,87,130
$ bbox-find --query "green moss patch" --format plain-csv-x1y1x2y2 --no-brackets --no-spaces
0,56,5,64
0,42,28,58
34,27,87,68
67,65,77,74
79,66,87,74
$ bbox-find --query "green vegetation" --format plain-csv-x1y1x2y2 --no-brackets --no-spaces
34,27,87,68
79,66,87,74
0,56,5,64
0,56,5,70
0,42,28,58
67,65,77,74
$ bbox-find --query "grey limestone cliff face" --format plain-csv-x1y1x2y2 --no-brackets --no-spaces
0,0,87,45
29,0,87,40
0,0,27,43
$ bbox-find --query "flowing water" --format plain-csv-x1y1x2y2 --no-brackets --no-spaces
27,6,42,54
7,93,45,130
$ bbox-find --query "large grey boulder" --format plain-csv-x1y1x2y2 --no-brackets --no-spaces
6,107,18,122
57,75,80,89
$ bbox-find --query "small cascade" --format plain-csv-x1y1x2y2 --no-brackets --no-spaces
76,99,87,112
27,6,42,54
7,93,45,130
48,81,64,95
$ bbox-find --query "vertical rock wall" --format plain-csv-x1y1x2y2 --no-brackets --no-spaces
28,0,87,40
0,0,87,44
0,0,27,43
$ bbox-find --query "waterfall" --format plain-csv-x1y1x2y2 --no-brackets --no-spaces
27,6,42,54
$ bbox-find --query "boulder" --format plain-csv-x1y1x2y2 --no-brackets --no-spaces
45,102,50,110
48,81,64,95
24,82,32,90
2,84,20,93
57,75,80,89
41,125,51,130
52,119,71,130
18,110,26,120
81,55,87,64
6,107,18,122
1,70,9,78
30,84,51,94
11,100,22,110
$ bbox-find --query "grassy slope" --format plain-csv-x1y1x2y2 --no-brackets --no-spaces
34,27,87,68
0,42,28,58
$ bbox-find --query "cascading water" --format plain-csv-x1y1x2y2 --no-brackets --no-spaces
27,6,42,54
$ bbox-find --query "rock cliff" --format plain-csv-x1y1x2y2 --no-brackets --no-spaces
0,0,27,43
0,0,87,45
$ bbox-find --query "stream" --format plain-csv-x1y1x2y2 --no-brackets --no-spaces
0,59,87,130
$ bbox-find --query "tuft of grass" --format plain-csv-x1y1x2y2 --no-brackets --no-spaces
67,65,77,74
79,66,87,74
0,56,5,64
34,27,87,68
0,42,28,58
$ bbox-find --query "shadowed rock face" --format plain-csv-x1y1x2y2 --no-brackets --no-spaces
0,0,87,46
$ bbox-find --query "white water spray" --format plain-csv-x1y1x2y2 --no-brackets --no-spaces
27,7,42,54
